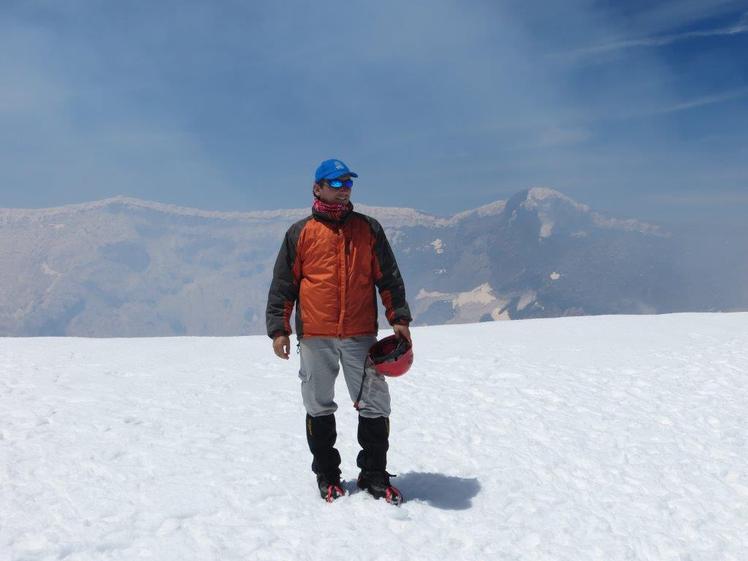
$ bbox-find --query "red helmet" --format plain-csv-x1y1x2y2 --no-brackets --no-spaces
368,335,413,377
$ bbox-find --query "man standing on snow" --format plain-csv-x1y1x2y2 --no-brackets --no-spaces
266,158,412,504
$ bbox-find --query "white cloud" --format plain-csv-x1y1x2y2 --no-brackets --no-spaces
561,11,748,60
658,87,748,114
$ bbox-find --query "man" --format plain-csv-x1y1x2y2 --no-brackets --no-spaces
266,158,412,504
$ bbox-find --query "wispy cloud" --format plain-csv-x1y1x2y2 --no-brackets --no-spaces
657,87,748,114
563,11,748,59
1,0,747,226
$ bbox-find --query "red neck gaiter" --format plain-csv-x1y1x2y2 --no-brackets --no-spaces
313,198,353,222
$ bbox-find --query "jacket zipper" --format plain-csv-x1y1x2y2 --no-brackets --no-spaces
336,227,346,337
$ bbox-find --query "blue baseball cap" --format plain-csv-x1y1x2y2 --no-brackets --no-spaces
314,159,359,183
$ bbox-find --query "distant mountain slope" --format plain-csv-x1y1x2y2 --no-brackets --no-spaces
0,190,743,336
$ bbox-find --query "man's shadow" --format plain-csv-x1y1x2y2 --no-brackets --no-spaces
395,472,481,510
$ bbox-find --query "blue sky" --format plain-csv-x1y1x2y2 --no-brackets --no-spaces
1,0,747,226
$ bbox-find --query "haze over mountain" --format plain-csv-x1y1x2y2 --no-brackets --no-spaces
1,189,745,337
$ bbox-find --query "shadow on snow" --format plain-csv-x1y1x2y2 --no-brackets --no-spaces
396,472,481,510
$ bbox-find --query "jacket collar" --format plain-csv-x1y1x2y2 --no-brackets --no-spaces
311,201,354,224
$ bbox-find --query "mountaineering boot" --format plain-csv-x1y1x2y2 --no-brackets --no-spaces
356,416,403,504
306,414,343,501
317,472,345,502
357,470,403,505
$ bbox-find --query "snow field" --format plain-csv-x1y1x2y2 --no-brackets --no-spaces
2,313,747,560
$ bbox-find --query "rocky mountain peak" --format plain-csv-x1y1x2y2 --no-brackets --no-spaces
0,188,703,337
523,187,590,212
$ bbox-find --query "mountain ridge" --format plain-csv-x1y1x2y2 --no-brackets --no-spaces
0,188,663,235
0,187,740,337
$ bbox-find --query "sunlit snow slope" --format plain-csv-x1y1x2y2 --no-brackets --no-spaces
2,313,747,560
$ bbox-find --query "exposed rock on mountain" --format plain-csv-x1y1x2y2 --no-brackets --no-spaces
0,190,739,336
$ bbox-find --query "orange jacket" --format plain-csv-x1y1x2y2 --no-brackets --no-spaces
266,206,411,339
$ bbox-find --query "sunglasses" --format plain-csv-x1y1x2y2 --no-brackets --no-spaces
325,178,354,189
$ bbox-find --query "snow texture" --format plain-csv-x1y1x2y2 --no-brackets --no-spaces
2,313,748,561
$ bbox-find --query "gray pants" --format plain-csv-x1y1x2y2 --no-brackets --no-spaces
299,335,391,419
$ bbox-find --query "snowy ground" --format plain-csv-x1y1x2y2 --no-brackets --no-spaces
2,313,748,561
